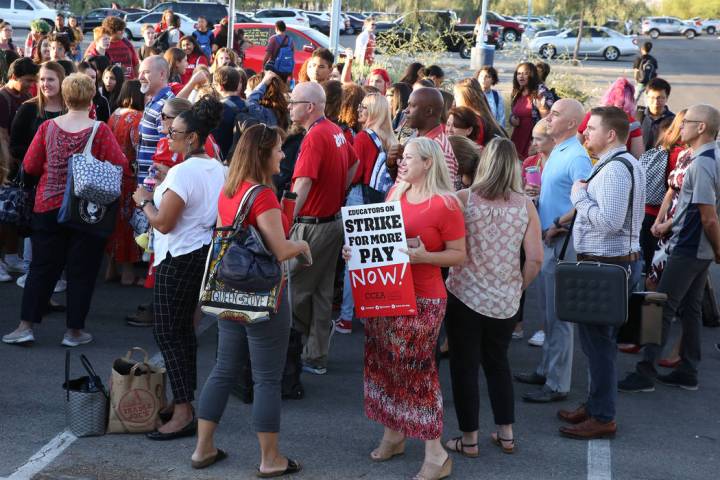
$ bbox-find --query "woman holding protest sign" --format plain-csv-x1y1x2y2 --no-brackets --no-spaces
344,137,465,480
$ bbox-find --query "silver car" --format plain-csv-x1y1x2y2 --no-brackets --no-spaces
528,27,639,61
641,16,701,39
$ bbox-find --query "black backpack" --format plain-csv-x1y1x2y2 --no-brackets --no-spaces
226,103,268,160
635,56,657,85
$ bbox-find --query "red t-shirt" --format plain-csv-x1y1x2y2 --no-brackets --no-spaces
400,192,465,299
180,53,209,85
578,111,642,152
152,135,220,167
105,39,140,79
351,130,379,185
292,118,358,217
218,181,290,236
645,144,683,216
475,114,486,146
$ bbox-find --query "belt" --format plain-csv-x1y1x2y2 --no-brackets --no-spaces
577,252,641,264
295,214,341,225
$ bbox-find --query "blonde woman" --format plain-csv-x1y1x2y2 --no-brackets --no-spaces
210,47,239,74
444,138,543,457
336,93,398,333
345,137,466,480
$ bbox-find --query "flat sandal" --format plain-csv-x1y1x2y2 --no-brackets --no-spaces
446,436,479,458
491,431,515,454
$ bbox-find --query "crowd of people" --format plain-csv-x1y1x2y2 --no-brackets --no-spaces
0,12,719,479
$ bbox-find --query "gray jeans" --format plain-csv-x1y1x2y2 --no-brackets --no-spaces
197,295,291,432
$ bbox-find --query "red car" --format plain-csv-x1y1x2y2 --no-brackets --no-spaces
486,11,526,42
213,22,333,79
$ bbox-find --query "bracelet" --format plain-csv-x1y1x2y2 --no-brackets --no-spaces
139,199,152,209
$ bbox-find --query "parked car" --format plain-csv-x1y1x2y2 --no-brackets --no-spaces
122,8,148,14
529,27,638,61
306,13,329,35
216,22,337,79
81,8,127,33
347,12,366,20
148,1,228,25
339,13,353,34
486,11,526,42
0,0,58,29
641,16,701,39
253,8,309,27
345,12,365,32
125,11,195,39
691,17,720,35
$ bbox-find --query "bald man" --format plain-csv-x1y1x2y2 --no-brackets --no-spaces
515,98,593,403
137,55,173,184
390,87,460,188
620,104,720,393
288,81,358,375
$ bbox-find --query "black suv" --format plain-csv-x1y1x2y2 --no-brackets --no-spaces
149,1,228,24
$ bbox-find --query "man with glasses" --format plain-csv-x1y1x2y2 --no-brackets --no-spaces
354,17,376,66
288,82,358,375
620,104,720,393
138,55,174,184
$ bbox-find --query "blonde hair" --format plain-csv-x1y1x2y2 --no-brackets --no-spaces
210,47,239,74
62,73,95,109
388,137,457,209
363,93,397,152
532,117,550,137
92,26,108,42
471,137,523,200
141,24,155,34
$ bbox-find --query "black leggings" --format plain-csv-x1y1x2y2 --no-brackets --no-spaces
446,292,516,430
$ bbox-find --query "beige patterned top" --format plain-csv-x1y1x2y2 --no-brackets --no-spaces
447,190,528,319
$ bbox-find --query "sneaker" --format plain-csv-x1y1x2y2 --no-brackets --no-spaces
2,329,35,344
15,273,27,288
302,364,327,375
61,331,93,347
618,371,655,393
512,329,524,340
334,319,352,334
528,330,545,347
657,370,699,391
2,256,25,273
126,307,153,327
0,264,11,282
54,279,67,293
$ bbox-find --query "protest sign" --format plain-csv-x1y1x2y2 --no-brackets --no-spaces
342,201,417,318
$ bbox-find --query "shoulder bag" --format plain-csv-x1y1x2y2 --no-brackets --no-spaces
199,184,284,325
63,351,108,437
362,129,393,204
0,168,34,235
639,146,669,206
555,154,636,327
71,121,123,206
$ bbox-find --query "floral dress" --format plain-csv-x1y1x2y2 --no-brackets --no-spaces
106,109,142,263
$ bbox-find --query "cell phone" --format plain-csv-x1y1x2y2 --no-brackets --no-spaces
407,237,420,248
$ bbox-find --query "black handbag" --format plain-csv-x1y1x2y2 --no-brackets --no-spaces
217,184,282,292
63,352,109,437
555,155,636,327
0,169,34,235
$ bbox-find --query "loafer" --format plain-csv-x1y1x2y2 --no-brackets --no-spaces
558,404,589,424
514,372,547,385
2,328,35,345
522,386,567,403
560,418,616,440
146,420,197,441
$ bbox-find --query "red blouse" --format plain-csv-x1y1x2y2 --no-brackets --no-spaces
23,120,132,213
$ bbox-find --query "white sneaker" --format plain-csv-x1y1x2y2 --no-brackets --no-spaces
528,330,545,347
2,256,25,273
0,264,11,282
512,330,524,340
54,279,67,293
2,328,35,344
61,331,93,347
15,273,26,288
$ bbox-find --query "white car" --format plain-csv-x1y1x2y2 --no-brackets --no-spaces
252,8,309,27
529,27,639,61
641,16,701,39
125,11,195,40
691,17,720,35
0,0,57,29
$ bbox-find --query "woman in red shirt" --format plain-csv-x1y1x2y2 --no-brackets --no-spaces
346,137,465,480
453,77,506,146
2,74,131,347
179,36,209,86
191,124,309,477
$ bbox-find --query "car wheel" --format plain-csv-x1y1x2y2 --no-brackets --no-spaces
503,29,518,42
684,29,696,39
460,45,471,59
603,46,620,61
125,28,133,40
540,44,556,59
707,26,716,35
649,29,660,39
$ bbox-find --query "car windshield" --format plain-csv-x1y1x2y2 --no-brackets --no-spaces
298,27,330,48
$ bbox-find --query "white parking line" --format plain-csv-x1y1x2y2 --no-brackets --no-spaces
587,439,613,480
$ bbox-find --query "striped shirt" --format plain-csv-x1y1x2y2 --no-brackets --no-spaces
137,86,174,183
424,124,460,190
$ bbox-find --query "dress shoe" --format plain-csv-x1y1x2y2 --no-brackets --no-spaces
559,418,616,440
523,385,567,403
557,404,589,424
514,372,547,385
146,419,197,440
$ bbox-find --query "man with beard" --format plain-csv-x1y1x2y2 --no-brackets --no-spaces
137,55,174,184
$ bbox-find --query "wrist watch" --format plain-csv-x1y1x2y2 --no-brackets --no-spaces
553,216,563,229
139,199,152,209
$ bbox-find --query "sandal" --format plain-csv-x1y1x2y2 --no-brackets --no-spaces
369,438,405,462
256,458,302,478
413,454,452,480
191,448,227,469
445,436,479,458
491,432,515,454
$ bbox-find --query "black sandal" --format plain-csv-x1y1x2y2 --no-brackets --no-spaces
446,436,479,458
256,458,302,478
491,432,515,454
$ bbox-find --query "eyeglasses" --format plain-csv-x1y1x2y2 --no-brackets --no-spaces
681,119,703,126
288,100,313,107
168,127,187,138
161,112,175,120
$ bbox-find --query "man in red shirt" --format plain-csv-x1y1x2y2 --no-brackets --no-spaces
289,81,358,375
101,16,140,79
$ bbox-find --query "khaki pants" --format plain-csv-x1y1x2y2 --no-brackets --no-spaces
289,219,343,368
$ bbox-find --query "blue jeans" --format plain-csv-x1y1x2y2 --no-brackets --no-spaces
578,258,642,423
339,185,364,321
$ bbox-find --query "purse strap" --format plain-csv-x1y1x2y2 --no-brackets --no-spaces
65,350,71,401
81,121,101,158
229,184,268,235
80,353,108,398
559,152,635,261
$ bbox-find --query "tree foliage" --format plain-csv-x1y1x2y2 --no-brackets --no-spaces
656,0,720,18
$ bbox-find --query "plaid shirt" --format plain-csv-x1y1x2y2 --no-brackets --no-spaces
137,86,174,183
571,147,646,257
